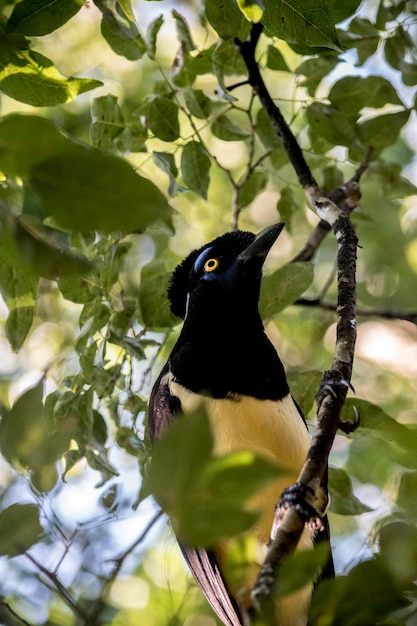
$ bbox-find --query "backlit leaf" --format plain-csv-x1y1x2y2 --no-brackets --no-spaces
0,45,101,106
206,0,245,40
95,0,147,60
6,0,84,36
329,466,373,515
147,407,282,545
147,95,180,142
0,504,43,557
260,262,314,318
172,9,195,51
90,94,125,150
237,0,264,23
329,76,404,120
0,115,172,233
139,259,177,328
266,45,290,72
211,114,251,141
181,140,211,199
237,170,268,208
262,0,341,52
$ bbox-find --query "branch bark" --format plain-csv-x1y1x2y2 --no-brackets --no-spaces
235,24,363,622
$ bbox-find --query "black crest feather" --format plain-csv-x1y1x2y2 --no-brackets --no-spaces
168,230,255,319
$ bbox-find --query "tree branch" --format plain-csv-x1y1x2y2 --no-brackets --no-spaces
235,23,362,622
296,298,417,325
235,24,317,191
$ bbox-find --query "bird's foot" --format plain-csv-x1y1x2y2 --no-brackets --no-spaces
316,369,359,433
272,482,324,539
316,369,354,404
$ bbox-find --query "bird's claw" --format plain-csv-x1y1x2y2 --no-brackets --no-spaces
339,404,360,434
316,369,354,405
272,482,324,538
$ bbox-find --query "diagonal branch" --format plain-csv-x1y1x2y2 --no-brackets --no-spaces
235,23,362,622
235,23,317,191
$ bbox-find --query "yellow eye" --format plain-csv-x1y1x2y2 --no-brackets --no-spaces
204,257,219,272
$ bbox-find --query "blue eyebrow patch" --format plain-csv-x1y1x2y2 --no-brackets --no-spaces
194,246,215,273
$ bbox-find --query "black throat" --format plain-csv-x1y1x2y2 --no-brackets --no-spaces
169,287,289,401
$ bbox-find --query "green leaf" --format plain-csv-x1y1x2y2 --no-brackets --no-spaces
276,186,300,231
62,449,84,480
181,140,211,199
183,88,212,119
287,368,322,417
295,55,339,96
0,224,37,351
309,559,406,626
90,94,125,150
211,38,247,102
395,471,417,518
139,259,177,328
146,407,282,545
153,151,185,197
211,114,251,141
147,407,214,512
266,45,290,72
95,0,146,60
0,380,73,490
328,466,373,515
328,76,404,121
6,0,84,36
147,95,180,142
259,262,314,318
338,17,379,65
145,14,163,59
379,521,417,584
262,0,341,52
384,30,407,71
116,426,146,457
326,0,362,24
237,170,268,208
0,504,43,557
400,59,417,87
6,307,33,352
0,115,172,233
172,9,195,51
237,0,264,23
255,108,288,169
212,39,247,86
342,399,417,456
205,0,245,40
306,102,361,149
15,216,93,280
278,542,331,595
0,43,102,106
117,0,135,21
354,110,410,159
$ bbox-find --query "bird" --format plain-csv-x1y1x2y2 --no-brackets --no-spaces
148,223,333,626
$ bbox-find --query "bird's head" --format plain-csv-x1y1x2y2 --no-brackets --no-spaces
168,223,285,320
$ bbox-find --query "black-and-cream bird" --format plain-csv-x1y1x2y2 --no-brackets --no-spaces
148,223,332,626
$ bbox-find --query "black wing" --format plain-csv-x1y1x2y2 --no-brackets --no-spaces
148,362,244,626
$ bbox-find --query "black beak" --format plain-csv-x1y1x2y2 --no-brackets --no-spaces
237,223,285,266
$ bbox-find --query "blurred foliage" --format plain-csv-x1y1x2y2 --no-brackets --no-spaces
0,0,416,624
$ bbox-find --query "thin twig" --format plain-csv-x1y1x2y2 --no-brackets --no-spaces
235,24,318,191
296,298,417,325
25,552,90,623
87,509,163,623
